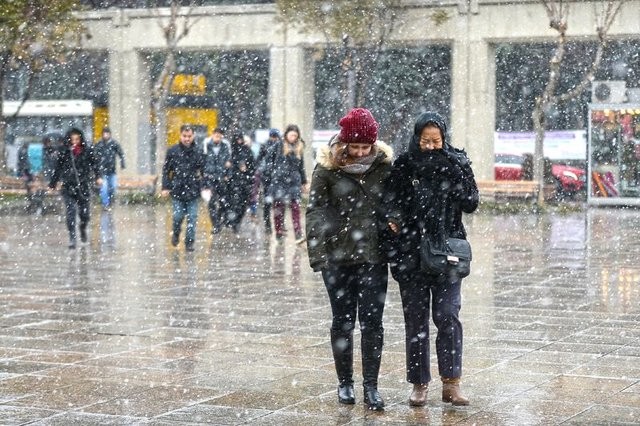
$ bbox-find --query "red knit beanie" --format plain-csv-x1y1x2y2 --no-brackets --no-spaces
338,108,378,145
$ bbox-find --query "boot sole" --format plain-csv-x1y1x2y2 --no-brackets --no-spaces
442,397,469,406
409,399,427,407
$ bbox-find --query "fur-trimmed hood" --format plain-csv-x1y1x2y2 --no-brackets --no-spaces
315,140,393,170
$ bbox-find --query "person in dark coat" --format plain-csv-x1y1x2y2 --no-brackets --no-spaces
225,132,255,233
254,128,281,235
48,128,102,248
17,141,32,182
202,127,232,234
263,124,307,243
16,140,35,207
30,134,61,214
161,125,205,251
306,108,394,411
94,127,125,209
41,134,61,184
384,111,478,407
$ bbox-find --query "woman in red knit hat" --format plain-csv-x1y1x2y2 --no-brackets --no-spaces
306,108,394,411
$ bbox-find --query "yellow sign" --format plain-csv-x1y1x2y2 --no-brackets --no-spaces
170,74,206,96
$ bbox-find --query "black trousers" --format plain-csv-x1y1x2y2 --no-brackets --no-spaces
322,263,388,388
396,269,463,384
62,192,90,240
207,184,227,230
322,263,388,335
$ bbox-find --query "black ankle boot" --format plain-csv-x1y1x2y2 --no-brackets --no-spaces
363,386,385,411
338,384,355,404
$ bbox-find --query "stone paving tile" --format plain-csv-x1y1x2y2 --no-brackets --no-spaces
1,205,640,424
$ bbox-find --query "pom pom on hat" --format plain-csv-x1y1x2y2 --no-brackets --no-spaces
338,108,378,145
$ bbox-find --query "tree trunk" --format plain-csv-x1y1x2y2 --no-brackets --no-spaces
532,100,546,205
0,62,8,174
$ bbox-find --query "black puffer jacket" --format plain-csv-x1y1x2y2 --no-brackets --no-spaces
161,142,205,201
384,112,479,273
49,128,100,199
306,141,393,271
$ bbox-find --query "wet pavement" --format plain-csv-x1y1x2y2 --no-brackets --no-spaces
1,202,639,425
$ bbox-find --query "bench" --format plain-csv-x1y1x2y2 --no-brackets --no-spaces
477,180,555,202
0,175,50,195
117,174,158,195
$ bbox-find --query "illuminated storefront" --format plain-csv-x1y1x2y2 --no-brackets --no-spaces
588,105,640,205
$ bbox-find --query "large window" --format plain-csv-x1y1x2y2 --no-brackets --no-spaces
496,40,640,132
314,45,451,150
145,50,269,133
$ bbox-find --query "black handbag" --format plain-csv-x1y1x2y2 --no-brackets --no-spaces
414,172,472,278
420,234,472,278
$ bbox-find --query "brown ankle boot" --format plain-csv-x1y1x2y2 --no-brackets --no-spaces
409,383,428,406
441,377,469,406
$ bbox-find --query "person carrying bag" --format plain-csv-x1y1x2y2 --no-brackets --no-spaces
384,111,478,407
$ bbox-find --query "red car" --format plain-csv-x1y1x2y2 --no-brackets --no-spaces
494,154,586,196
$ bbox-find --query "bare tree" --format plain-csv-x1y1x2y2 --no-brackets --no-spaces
149,0,200,174
532,0,625,204
0,0,85,174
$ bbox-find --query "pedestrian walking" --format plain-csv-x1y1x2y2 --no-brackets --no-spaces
202,127,232,234
16,140,36,211
161,125,205,252
30,134,61,214
384,111,478,407
41,134,61,184
254,128,281,235
225,132,255,233
305,108,394,411
94,127,125,209
263,124,308,243
48,128,102,249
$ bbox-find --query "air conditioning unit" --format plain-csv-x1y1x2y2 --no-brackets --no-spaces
626,88,640,104
591,80,627,104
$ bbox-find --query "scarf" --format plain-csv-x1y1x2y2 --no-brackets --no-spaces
72,144,83,157
331,143,377,174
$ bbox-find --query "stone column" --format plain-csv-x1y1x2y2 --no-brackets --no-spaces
450,39,495,181
108,50,152,175
269,45,315,177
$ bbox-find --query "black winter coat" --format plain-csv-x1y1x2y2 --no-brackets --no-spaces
49,130,100,200
161,142,205,201
384,112,479,273
228,142,255,193
306,141,393,271
202,140,231,188
94,138,125,175
263,140,307,201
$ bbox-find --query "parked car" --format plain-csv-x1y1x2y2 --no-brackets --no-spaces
494,153,525,180
494,153,586,197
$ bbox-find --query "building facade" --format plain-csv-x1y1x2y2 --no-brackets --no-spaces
78,0,640,179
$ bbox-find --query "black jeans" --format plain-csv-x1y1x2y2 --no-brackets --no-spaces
397,270,463,384
63,192,90,241
322,263,388,336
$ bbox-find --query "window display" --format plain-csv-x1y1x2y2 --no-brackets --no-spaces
588,106,640,205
